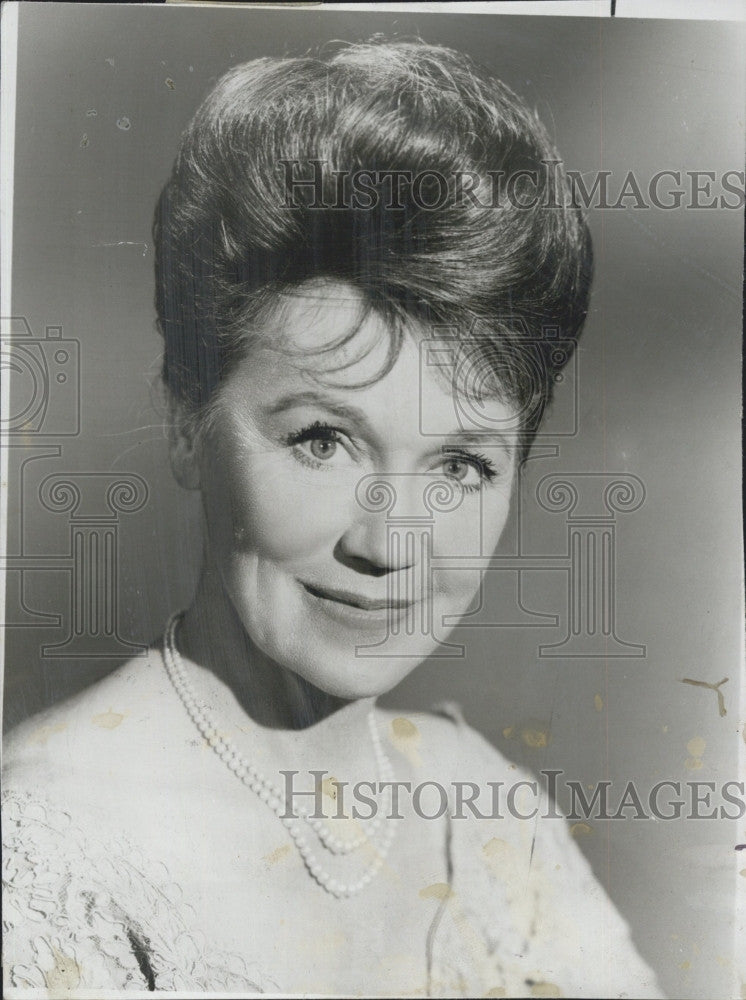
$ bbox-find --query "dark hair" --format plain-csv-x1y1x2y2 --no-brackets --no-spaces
153,38,592,458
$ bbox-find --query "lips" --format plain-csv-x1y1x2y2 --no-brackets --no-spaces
300,581,414,612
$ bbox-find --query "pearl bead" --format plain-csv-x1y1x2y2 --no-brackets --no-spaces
162,611,397,898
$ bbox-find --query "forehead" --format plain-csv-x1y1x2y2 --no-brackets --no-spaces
254,281,392,378
224,280,520,437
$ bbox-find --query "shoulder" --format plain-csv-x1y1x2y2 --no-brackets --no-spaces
3,645,190,813
2,652,269,993
2,774,266,993
402,706,666,998
375,700,517,783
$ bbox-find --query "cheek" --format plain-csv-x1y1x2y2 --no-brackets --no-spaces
204,450,356,563
431,489,512,596
432,488,512,555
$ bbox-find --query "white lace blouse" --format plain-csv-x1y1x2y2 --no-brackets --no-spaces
2,701,664,998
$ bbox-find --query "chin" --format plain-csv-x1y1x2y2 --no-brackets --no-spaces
238,585,463,701
278,644,429,702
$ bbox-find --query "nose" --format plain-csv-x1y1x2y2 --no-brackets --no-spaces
335,512,416,576
335,475,424,576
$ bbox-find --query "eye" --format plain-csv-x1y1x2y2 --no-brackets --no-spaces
443,457,471,481
285,421,354,470
308,437,338,461
440,449,498,493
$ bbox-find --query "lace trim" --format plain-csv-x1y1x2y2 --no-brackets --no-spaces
2,789,272,993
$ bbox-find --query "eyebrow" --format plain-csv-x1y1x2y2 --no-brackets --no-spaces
263,391,378,438
263,390,517,454
441,430,517,454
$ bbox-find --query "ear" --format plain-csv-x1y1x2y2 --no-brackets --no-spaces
166,396,202,491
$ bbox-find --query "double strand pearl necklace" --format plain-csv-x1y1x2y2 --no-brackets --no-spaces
162,611,398,897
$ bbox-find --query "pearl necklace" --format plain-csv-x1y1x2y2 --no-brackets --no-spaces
161,611,397,897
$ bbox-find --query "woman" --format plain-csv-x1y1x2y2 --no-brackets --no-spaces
3,39,664,998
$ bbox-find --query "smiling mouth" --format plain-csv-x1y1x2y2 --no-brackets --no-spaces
300,581,414,612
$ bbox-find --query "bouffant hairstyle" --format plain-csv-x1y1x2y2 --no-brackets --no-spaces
153,38,592,459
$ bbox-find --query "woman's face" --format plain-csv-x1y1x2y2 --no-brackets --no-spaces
189,282,518,700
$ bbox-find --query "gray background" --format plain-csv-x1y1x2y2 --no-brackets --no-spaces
4,7,743,998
